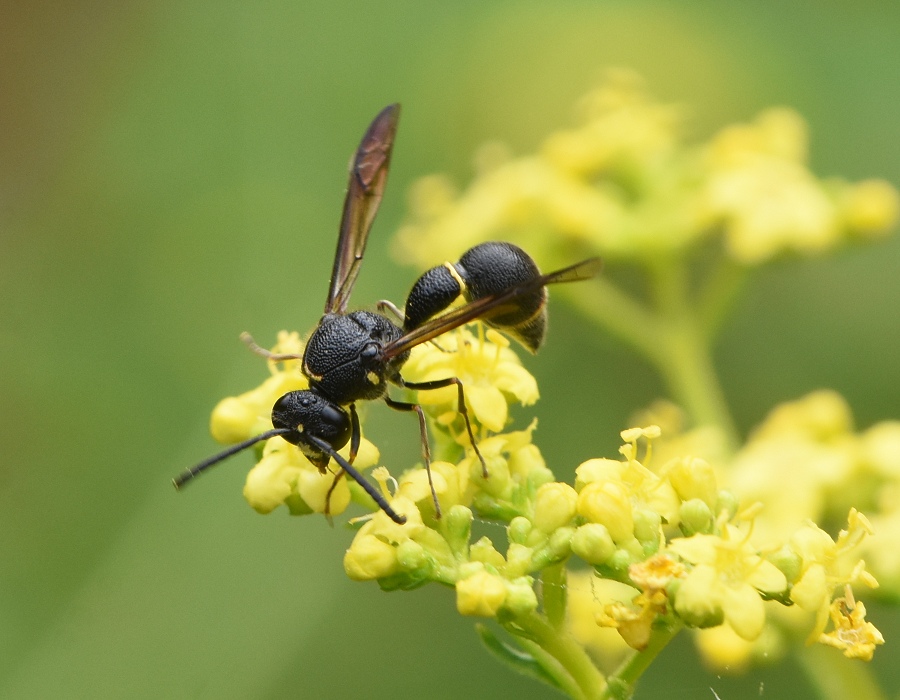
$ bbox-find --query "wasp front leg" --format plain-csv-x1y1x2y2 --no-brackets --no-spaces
324,404,361,520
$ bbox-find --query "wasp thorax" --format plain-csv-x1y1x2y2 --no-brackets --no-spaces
302,311,405,404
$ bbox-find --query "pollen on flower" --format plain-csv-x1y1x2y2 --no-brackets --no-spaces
629,553,686,593
818,592,884,661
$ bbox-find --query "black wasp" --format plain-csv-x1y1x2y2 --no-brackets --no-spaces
173,104,601,524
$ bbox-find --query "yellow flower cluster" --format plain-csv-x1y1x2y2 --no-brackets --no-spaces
401,327,539,435
725,390,900,588
532,424,879,665
394,71,897,269
628,393,891,667
207,331,380,517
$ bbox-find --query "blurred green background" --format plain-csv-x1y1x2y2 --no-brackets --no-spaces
2,1,899,697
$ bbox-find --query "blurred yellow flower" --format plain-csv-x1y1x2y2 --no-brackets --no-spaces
669,524,787,641
394,74,897,272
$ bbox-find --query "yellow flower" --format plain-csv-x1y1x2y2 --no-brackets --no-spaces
575,427,683,534
343,496,425,581
838,178,900,237
727,391,858,544
400,327,538,434
818,593,884,661
668,524,787,641
394,76,896,273
788,509,878,642
242,430,380,516
456,567,508,617
210,331,308,443
531,482,578,533
564,571,633,671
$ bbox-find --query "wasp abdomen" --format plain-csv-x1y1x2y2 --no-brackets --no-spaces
403,241,548,352
403,264,464,333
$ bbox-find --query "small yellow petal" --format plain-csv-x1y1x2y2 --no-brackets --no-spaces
456,570,508,617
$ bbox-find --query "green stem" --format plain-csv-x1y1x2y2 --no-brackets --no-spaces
795,645,887,700
505,612,607,700
561,260,739,452
601,622,681,699
696,257,748,342
543,562,568,630
558,277,661,362
648,259,739,452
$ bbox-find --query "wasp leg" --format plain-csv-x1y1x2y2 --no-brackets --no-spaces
376,299,405,321
305,431,406,525
240,332,304,361
384,397,442,518
400,377,488,479
324,404,361,521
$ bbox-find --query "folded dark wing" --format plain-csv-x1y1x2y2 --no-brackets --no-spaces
325,104,401,314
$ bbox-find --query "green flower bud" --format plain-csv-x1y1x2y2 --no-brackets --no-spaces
548,526,575,560
443,505,474,556
606,543,642,574
632,508,661,544
532,482,578,533
715,490,740,521
505,577,539,615
507,516,532,545
679,498,713,536
571,523,616,565
531,527,575,569
505,543,532,578
396,540,427,572
471,536,506,569
767,544,802,585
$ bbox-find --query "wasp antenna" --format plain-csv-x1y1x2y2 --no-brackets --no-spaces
305,434,407,525
173,428,293,490
240,332,303,362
